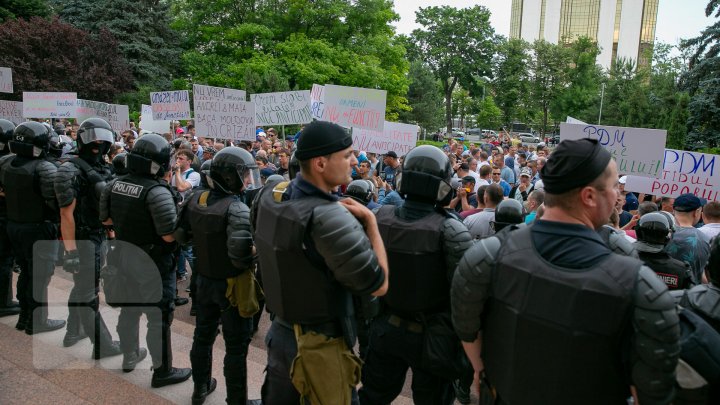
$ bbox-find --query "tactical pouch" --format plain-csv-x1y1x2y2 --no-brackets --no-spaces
290,324,362,405
226,267,264,318
100,242,128,308
420,311,471,380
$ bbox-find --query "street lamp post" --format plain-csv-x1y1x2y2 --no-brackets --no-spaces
598,82,606,125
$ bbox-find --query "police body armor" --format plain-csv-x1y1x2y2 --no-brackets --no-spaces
485,226,640,405
109,174,170,247
255,187,349,325
187,191,237,279
639,251,692,290
375,205,448,315
70,157,111,232
2,157,53,223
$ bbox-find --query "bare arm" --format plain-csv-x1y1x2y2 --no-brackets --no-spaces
60,200,77,251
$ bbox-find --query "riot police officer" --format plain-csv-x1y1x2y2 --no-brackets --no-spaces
451,138,679,404
255,121,388,404
491,198,524,233
176,147,259,404
0,119,20,317
0,121,65,333
359,145,473,405
635,212,694,290
345,179,380,209
100,133,191,387
54,118,121,358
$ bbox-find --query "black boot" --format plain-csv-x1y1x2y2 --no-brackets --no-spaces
0,303,20,317
15,309,28,331
191,377,217,405
63,307,88,347
0,268,19,317
151,367,192,388
91,314,122,359
26,306,65,335
122,348,148,373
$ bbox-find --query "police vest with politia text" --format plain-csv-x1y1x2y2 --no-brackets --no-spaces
109,174,170,247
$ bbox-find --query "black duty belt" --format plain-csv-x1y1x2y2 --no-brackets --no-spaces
387,314,423,333
275,316,343,338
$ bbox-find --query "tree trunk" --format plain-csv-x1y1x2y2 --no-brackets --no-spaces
444,77,458,135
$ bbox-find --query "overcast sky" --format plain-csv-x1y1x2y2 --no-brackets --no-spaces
393,0,711,45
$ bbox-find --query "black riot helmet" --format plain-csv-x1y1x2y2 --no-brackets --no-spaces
9,121,51,158
636,212,672,247
493,199,524,232
0,119,16,155
126,133,171,177
76,118,114,158
346,179,374,206
43,123,63,159
199,159,212,189
396,145,452,204
112,152,128,176
210,147,260,194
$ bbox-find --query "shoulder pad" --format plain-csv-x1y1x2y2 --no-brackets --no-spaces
461,235,502,269
608,229,638,257
228,199,251,223
442,217,473,241
635,266,679,313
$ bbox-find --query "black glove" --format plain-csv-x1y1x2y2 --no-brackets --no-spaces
63,250,80,274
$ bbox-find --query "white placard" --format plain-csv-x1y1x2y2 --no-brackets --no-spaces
194,99,255,141
0,101,23,124
323,84,386,132
0,67,12,93
251,90,312,126
352,122,419,155
310,84,325,120
74,100,130,134
23,92,77,118
109,104,130,134
566,116,588,125
625,149,720,201
559,123,666,178
140,104,171,134
150,90,191,120
193,84,246,102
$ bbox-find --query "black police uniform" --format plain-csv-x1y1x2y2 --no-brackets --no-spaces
255,173,385,404
55,153,118,351
360,201,473,405
639,251,694,291
0,119,19,317
0,123,63,333
100,170,184,378
452,222,680,405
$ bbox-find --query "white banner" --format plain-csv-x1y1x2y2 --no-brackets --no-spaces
625,149,720,201
323,84,386,132
193,84,246,103
251,90,312,126
23,92,77,118
109,104,130,134
140,104,171,134
0,67,12,93
0,101,23,125
194,99,256,141
352,121,419,155
310,84,325,120
150,90,191,120
74,100,131,134
559,123,666,178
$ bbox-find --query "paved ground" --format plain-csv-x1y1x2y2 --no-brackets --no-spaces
0,270,457,404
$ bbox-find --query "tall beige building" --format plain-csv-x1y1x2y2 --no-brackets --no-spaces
510,0,660,69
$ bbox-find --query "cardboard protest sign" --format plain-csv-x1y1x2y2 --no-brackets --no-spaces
251,90,312,126
140,104,171,134
625,149,720,201
0,68,12,93
23,92,77,118
109,104,130,134
310,84,325,120
0,101,23,124
559,123,666,178
150,90,191,120
193,84,246,102
194,99,255,141
75,100,131,134
323,84,386,132
352,122,419,155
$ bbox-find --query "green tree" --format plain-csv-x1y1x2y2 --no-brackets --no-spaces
529,40,569,136
54,0,182,89
554,37,602,124
493,39,531,129
409,5,498,134
0,0,49,22
475,96,502,130
398,60,444,133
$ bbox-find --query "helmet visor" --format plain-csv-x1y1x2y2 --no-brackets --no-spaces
79,127,114,145
239,164,261,190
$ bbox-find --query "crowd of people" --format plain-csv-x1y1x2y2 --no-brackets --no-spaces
0,115,718,405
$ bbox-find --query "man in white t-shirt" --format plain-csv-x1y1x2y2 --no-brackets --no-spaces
171,149,201,203
700,201,720,241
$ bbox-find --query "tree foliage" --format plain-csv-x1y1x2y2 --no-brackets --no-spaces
409,5,499,134
529,40,569,136
171,0,409,120
493,39,531,129
54,0,182,89
0,16,133,102
398,60,444,133
0,0,49,22
553,37,602,125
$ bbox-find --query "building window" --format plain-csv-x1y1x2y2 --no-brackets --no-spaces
638,0,659,66
559,0,602,44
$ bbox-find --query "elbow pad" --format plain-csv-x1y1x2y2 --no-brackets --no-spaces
632,266,680,404
311,203,382,295
228,201,254,268
146,186,177,236
451,236,501,342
